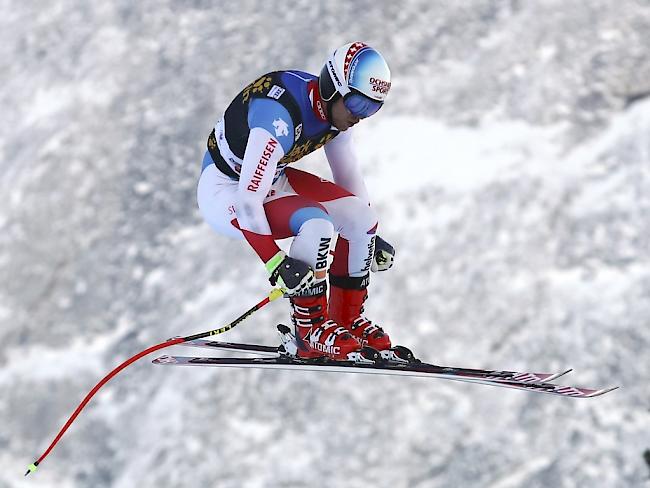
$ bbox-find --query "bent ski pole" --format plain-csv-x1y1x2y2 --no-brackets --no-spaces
25,288,285,476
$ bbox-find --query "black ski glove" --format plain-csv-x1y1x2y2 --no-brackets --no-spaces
265,251,315,295
371,235,395,272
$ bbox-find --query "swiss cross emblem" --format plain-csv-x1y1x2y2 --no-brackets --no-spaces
343,42,367,79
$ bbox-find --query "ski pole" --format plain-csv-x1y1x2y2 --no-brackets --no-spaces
25,288,285,477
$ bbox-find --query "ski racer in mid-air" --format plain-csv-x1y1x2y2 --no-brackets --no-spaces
197,42,396,361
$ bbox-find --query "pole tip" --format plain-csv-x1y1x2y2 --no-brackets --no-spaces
25,462,38,476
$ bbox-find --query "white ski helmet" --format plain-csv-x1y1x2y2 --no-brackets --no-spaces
319,42,391,118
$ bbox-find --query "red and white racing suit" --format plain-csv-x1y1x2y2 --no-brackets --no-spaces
197,125,377,282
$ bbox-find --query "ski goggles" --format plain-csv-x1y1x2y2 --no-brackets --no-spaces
343,91,383,119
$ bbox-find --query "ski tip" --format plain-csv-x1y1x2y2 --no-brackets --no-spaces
25,462,38,476
546,368,573,382
587,386,619,397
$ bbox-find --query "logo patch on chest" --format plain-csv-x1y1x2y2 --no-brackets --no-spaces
267,85,286,99
273,118,289,138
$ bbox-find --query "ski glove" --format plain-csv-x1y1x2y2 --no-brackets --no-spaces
265,251,315,295
371,235,395,272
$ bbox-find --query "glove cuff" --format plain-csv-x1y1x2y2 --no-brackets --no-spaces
265,250,286,275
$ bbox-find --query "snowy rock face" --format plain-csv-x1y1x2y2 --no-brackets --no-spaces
1,1,649,487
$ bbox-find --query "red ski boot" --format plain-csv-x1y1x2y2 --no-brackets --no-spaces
328,274,392,352
289,282,361,361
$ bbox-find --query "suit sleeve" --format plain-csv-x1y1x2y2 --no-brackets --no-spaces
235,126,285,262
324,129,371,206
235,98,296,263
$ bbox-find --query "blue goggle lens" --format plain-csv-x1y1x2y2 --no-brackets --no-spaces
343,93,383,118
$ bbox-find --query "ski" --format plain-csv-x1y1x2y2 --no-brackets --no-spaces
176,337,572,384
152,354,617,399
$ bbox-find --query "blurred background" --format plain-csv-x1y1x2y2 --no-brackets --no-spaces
1,1,649,487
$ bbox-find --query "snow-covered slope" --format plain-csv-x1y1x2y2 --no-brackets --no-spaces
2,2,649,487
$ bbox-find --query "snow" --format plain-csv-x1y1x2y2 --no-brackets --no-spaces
358,117,562,194
0,317,133,384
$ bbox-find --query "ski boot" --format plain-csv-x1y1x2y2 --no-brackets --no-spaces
329,274,416,364
288,281,364,361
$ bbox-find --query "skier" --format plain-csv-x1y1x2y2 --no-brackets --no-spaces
197,42,396,361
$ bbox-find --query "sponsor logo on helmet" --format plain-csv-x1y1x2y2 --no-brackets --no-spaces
328,60,342,87
370,77,391,95
348,58,360,84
